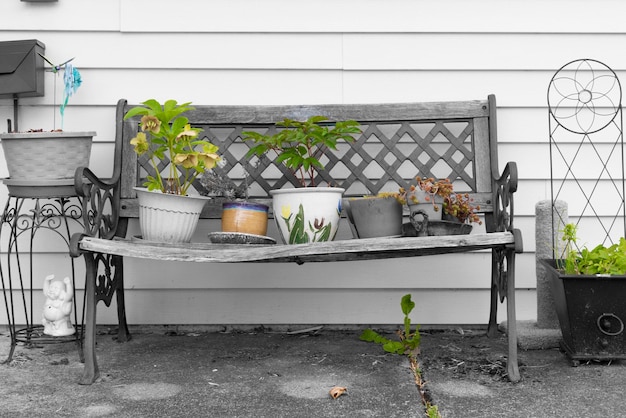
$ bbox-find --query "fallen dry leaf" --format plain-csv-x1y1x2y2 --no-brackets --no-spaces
329,386,347,399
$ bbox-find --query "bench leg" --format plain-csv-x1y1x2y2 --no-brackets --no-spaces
78,252,132,384
112,255,131,343
79,252,99,385
487,252,500,338
505,251,520,383
488,248,521,383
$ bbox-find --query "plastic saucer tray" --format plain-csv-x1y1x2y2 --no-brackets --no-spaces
207,232,276,245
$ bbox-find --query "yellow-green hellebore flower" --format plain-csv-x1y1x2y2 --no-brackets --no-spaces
130,132,149,154
176,124,198,141
140,115,161,134
173,153,199,169
197,152,220,170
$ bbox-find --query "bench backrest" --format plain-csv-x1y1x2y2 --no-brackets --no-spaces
114,95,499,226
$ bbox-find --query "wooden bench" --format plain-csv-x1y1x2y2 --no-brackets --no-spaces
70,94,523,384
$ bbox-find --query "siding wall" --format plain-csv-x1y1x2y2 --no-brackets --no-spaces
1,0,624,327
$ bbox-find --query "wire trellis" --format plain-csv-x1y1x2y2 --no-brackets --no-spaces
547,58,626,256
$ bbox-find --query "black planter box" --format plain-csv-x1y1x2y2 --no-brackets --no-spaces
541,259,626,363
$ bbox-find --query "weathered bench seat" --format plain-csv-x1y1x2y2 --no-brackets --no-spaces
71,94,523,384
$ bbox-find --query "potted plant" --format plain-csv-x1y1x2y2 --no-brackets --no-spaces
345,192,405,239
405,177,453,220
442,192,482,225
0,54,95,184
243,116,361,244
540,223,626,363
124,99,221,243
200,167,270,238
403,177,480,236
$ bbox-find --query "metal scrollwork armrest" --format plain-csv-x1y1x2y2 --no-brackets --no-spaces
74,166,120,241
493,161,520,239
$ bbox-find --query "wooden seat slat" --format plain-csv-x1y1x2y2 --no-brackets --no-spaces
79,232,515,263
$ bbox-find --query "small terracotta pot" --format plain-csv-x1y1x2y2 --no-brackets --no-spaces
221,201,269,236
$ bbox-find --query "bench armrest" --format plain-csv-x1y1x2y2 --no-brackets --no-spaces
493,161,521,246
74,165,121,241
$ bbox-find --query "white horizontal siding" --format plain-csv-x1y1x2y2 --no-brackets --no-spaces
1,0,625,327
116,0,626,34
0,288,537,326
0,251,538,292
1,2,120,31
7,68,619,107
4,0,624,34
5,31,626,72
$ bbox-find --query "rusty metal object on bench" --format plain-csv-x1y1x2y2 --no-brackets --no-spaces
70,95,523,384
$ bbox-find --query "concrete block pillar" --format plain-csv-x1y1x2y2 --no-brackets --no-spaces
535,200,568,329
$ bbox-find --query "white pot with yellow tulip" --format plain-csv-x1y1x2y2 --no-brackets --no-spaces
270,187,345,244
243,116,361,244
125,99,220,243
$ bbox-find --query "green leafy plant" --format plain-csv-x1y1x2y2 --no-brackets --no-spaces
124,99,221,195
360,294,421,356
559,223,626,275
426,404,441,418
362,294,441,417
243,116,361,187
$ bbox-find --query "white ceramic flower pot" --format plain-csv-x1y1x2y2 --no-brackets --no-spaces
134,187,210,243
0,131,94,181
271,187,345,244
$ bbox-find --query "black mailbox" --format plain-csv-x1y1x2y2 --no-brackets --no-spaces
0,39,46,98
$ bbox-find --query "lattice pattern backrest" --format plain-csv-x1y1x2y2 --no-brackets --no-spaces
118,98,495,211
179,120,477,198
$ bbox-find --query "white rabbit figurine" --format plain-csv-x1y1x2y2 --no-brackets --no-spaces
42,275,75,336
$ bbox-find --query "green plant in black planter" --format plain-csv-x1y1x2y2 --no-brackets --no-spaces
558,223,626,275
542,223,626,364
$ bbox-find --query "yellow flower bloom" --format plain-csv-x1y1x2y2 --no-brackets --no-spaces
140,115,161,134
176,124,198,141
124,99,222,194
281,205,291,219
130,132,149,154
173,153,198,169
197,152,220,170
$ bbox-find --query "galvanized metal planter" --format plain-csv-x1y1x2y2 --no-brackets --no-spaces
0,131,94,181
345,196,403,239
541,259,626,364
